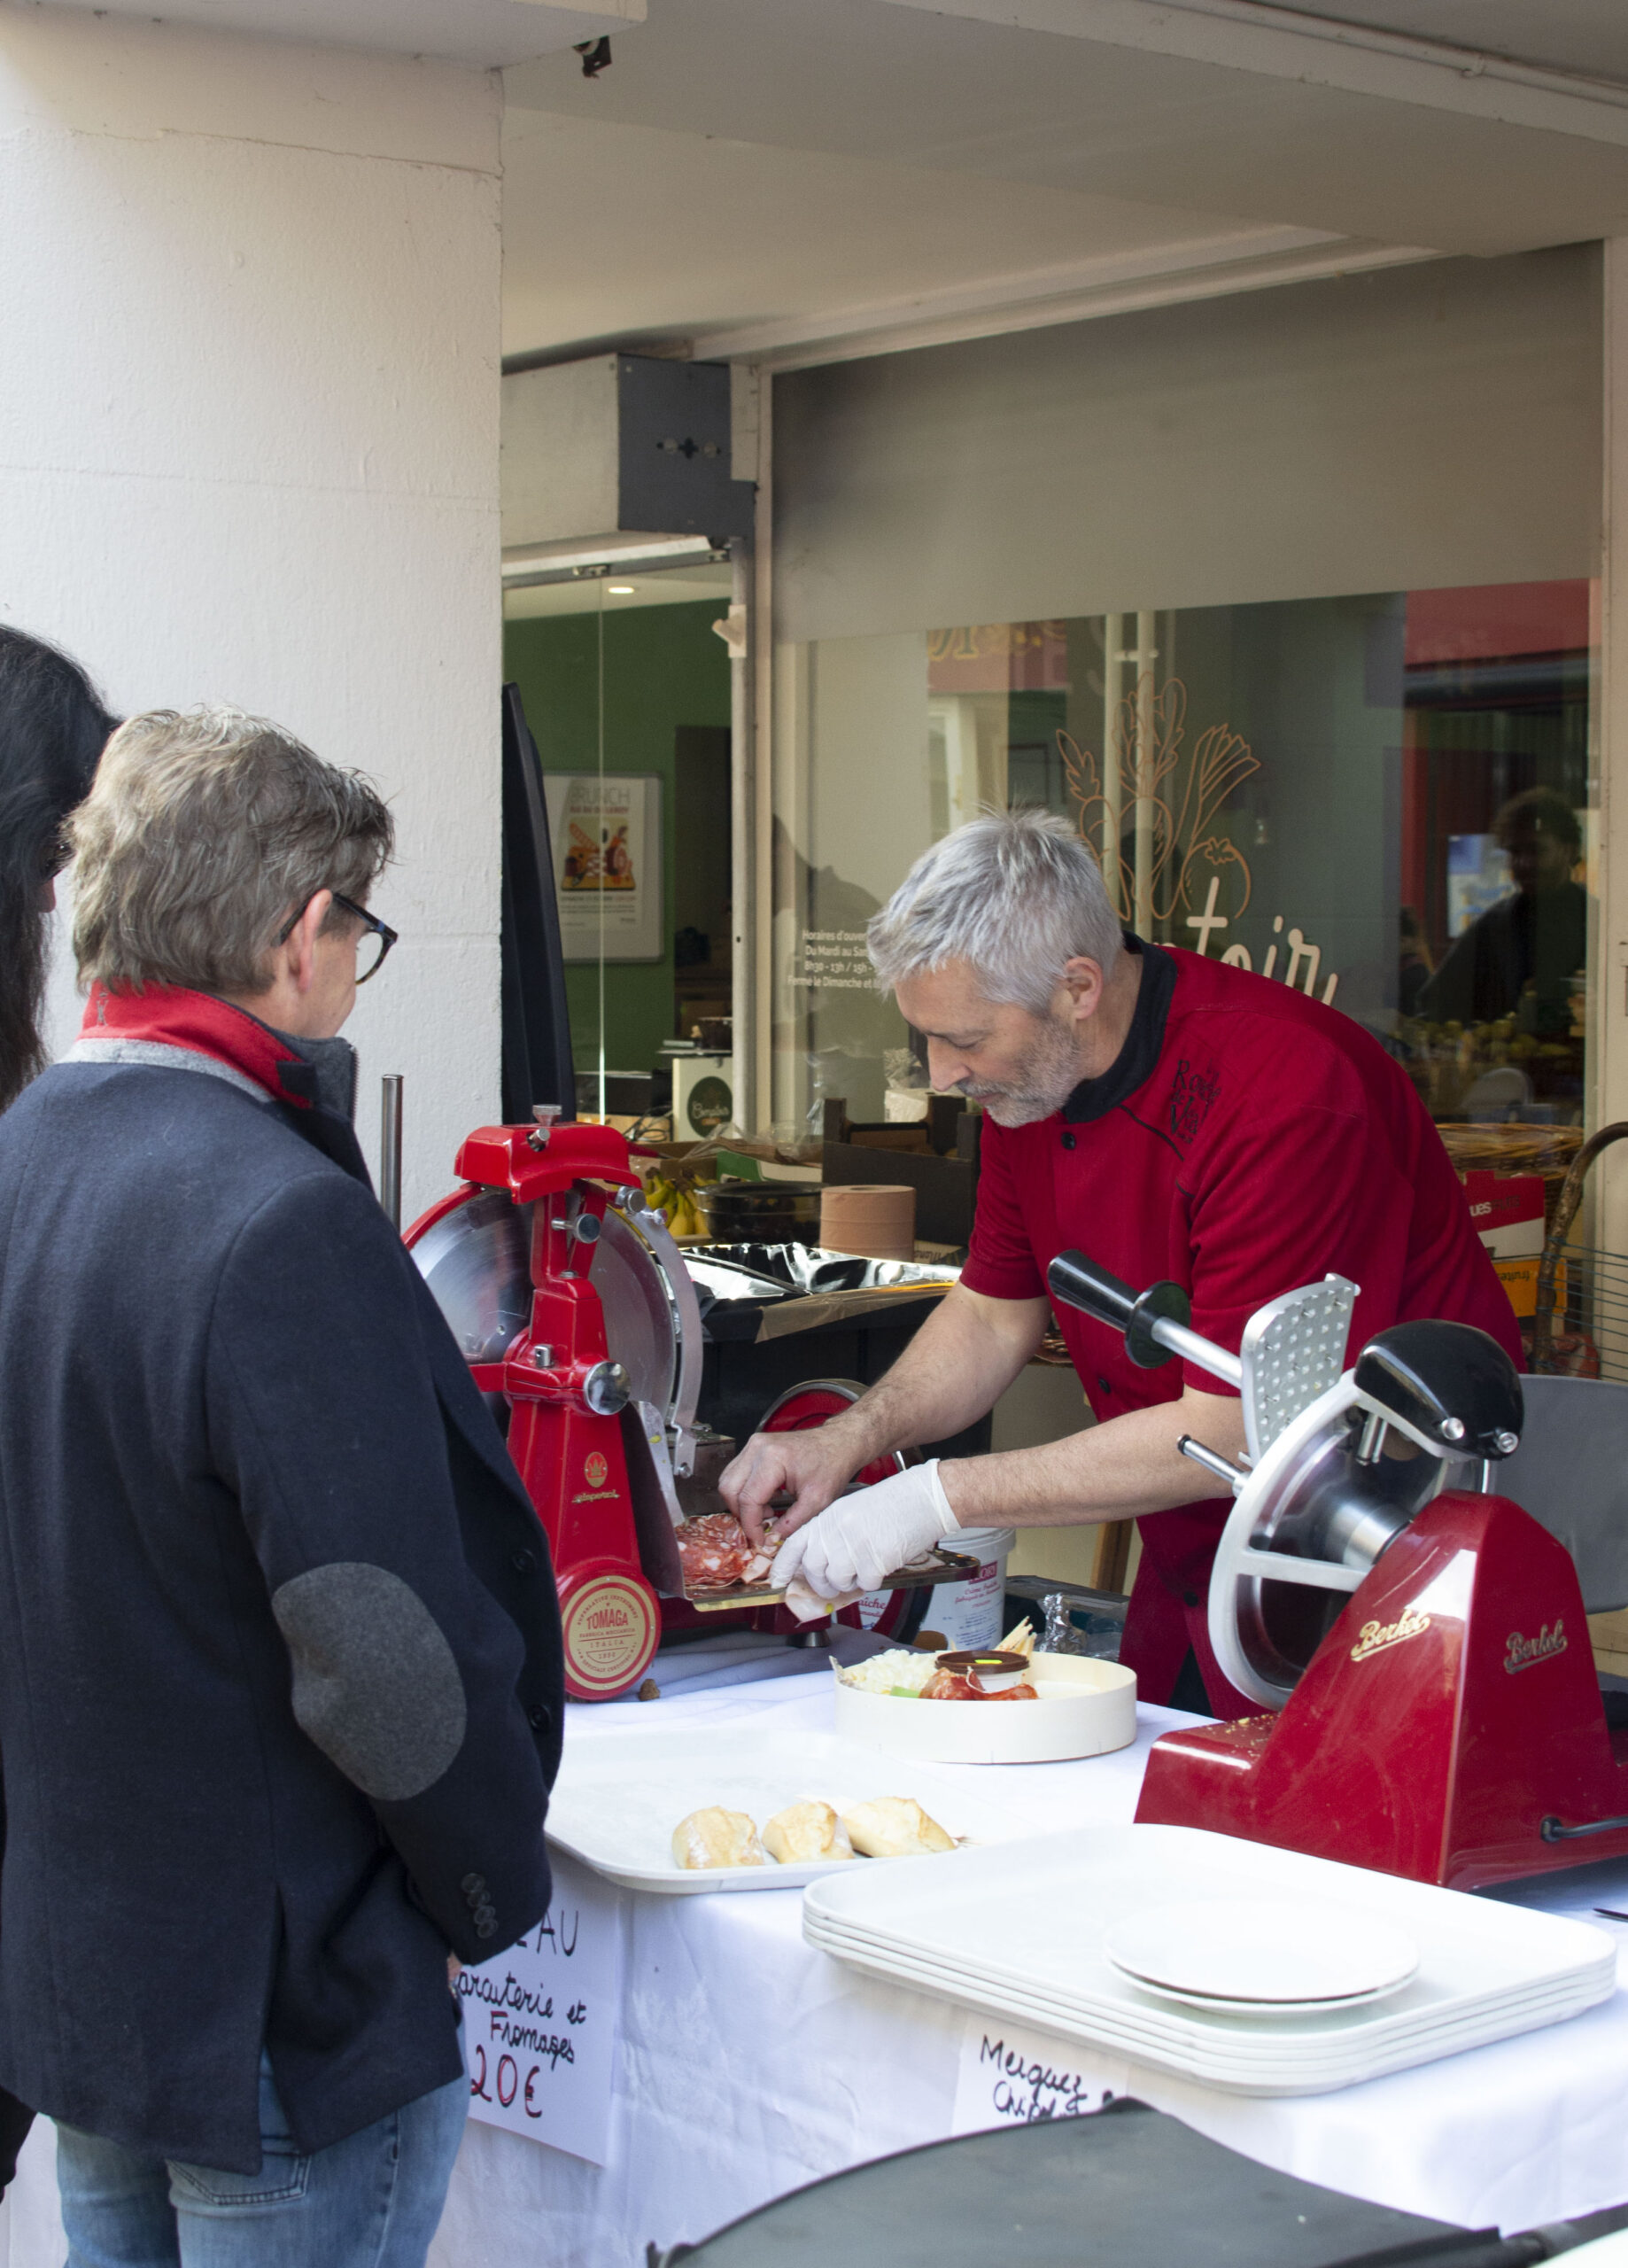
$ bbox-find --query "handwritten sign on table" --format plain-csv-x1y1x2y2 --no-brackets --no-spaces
455,1852,622,2164
951,2013,1128,2135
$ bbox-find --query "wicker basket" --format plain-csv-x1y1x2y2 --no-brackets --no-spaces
1437,1123,1583,1231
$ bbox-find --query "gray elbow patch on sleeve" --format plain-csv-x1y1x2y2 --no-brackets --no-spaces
271,1563,468,1802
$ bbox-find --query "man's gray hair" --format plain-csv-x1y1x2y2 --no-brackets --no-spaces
71,706,394,996
868,810,1123,1014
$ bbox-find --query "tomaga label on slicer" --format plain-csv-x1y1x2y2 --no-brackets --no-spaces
562,1576,655,1689
1505,1621,1568,1674
458,1851,621,2164
1349,1604,1431,1664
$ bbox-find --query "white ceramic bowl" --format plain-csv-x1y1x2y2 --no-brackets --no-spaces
831,1648,1137,1764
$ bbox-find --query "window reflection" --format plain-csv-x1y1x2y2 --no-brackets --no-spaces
773,579,1593,1138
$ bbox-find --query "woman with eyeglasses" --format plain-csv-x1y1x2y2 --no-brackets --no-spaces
0,626,115,2201
0,627,117,1114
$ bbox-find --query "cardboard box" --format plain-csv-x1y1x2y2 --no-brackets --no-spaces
1463,1171,1561,1320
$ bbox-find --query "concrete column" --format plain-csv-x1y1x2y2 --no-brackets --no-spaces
0,8,503,1223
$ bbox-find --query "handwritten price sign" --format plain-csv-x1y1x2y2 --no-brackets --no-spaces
456,1852,623,2164
951,2015,1126,2135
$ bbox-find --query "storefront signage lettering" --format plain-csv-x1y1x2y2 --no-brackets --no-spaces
1186,881,1340,1005
793,929,874,993
457,1851,621,2164
951,2014,1124,2134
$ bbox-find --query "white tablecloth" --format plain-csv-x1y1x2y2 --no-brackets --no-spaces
7,1672,1628,2265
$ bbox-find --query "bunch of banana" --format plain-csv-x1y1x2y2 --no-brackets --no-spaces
642,1172,707,1240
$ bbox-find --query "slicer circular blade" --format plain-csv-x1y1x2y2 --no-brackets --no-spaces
407,1186,698,1444
591,1208,678,1418
409,1187,533,1363
1209,1385,1446,1712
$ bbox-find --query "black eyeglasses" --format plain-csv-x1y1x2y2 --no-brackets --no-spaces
275,890,399,983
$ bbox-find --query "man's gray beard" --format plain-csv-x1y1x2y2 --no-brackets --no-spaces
964,1012,1082,1129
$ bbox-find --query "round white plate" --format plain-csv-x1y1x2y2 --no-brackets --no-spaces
1111,1970,1412,2018
1103,1899,1420,2007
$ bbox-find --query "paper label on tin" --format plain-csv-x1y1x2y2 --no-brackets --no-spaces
932,1561,1004,1651
951,2013,1128,2134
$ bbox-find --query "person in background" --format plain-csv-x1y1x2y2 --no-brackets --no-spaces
0,706,563,2267
1416,787,1585,1035
0,625,115,2202
0,625,117,1109
1398,905,1433,1019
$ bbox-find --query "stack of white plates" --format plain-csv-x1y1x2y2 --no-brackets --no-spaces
802,1823,1616,2094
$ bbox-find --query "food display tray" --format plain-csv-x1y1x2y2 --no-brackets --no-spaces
802,1823,1616,2094
831,1648,1137,1764
545,1726,1028,1894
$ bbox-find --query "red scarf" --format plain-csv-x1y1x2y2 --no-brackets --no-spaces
80,983,315,1111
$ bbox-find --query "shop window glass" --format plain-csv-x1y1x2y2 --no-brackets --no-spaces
503,569,734,1130
771,583,1595,1145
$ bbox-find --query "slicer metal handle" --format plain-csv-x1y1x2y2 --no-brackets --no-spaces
1176,1434,1248,1492
1048,1250,1244,1387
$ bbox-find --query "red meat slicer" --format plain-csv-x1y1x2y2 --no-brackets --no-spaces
407,1110,969,1699
1047,1251,1628,1891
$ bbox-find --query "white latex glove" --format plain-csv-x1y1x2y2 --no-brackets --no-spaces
771,1460,960,1602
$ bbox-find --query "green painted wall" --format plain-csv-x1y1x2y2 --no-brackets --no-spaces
504,601,731,1077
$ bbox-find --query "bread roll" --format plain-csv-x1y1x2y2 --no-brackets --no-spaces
762,1800,853,1865
841,1796,956,1858
671,1806,765,1869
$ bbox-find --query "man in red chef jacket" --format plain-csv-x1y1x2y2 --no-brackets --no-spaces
722,810,1520,1717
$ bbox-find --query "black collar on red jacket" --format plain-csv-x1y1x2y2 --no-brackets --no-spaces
1060,936,1177,1125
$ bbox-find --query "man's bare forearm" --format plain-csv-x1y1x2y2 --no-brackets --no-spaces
941,1386,1247,1530
812,1285,1047,1466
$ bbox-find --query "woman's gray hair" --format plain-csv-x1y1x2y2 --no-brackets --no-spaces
71,706,394,996
868,810,1122,1014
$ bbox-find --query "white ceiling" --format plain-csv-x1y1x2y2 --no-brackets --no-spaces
1251,1,1628,82
500,0,1628,368
36,0,641,68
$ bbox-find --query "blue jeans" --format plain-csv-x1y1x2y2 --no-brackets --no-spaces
54,2054,467,2268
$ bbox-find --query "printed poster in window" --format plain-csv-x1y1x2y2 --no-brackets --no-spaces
542,774,663,961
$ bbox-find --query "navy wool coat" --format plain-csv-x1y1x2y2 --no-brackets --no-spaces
0,1051,563,2171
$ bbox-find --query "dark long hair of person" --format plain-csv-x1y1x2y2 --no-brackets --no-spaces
0,629,116,1111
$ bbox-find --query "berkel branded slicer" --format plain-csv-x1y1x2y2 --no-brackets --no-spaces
1048,1252,1628,1891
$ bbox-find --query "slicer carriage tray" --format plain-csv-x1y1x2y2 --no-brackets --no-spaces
544,1727,1027,1894
683,1543,979,1612
802,1824,1616,2094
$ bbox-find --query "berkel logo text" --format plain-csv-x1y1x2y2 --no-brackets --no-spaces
1505,1621,1568,1674
1349,1604,1431,1663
